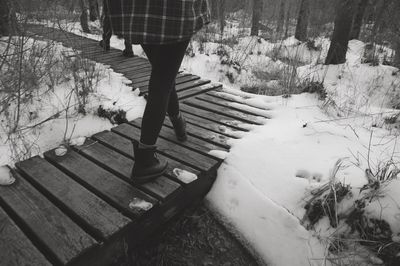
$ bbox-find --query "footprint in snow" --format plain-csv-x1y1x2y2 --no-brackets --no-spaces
227,198,239,211
295,169,323,182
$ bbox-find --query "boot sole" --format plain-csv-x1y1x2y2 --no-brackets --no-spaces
131,163,168,184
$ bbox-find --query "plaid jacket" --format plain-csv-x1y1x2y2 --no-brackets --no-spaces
106,0,210,45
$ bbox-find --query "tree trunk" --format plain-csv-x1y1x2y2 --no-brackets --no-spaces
284,1,292,39
80,0,90,33
276,0,285,35
295,0,310,42
395,41,400,68
251,0,263,36
218,0,226,34
0,0,10,36
350,0,368,40
89,0,99,22
325,0,355,65
371,0,391,40
210,0,218,20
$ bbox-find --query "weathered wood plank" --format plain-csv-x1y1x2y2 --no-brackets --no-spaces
177,83,222,99
44,149,158,219
91,131,201,185
0,170,97,265
196,94,272,118
184,97,266,125
129,118,228,156
179,103,252,132
163,116,231,149
112,123,220,172
124,68,152,80
83,50,123,60
73,140,182,201
16,156,132,241
177,110,244,138
0,206,52,266
136,77,210,95
206,90,271,111
175,78,211,92
133,73,196,89
114,63,151,74
109,58,149,69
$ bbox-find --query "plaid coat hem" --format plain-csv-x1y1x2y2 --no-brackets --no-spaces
106,0,210,45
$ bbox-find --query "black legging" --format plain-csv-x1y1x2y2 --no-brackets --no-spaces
140,40,190,145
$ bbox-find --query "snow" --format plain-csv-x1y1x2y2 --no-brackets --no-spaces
0,38,145,167
173,168,198,184
3,17,400,266
0,165,15,186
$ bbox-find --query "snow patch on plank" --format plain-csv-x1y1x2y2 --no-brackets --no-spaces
173,168,198,184
129,198,153,211
0,166,15,186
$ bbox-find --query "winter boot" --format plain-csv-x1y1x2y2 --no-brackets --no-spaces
122,48,134,57
169,112,187,142
131,139,168,183
122,39,134,57
99,40,110,51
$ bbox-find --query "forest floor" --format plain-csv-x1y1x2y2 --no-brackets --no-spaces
126,202,259,266
2,14,400,266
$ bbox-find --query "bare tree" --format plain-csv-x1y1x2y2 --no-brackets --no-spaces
350,0,369,40
210,0,219,20
276,0,286,35
295,0,310,41
89,0,99,21
0,0,11,36
251,0,263,36
371,0,392,39
325,0,356,65
218,0,226,34
80,0,90,33
284,1,293,38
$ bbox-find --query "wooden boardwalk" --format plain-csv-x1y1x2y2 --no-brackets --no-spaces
0,25,270,266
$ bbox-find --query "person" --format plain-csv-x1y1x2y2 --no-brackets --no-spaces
106,0,210,184
100,0,134,57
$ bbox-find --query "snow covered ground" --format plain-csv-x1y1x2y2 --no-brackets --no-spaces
2,19,400,265
0,37,146,167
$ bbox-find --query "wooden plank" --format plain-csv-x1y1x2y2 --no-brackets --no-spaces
135,73,199,90
180,103,251,132
0,170,97,265
95,56,148,66
163,116,231,149
16,156,132,241
129,71,190,85
124,68,152,80
73,140,182,201
112,63,151,75
83,49,122,59
206,90,271,111
0,207,52,266
109,58,150,69
175,78,211,92
114,63,151,74
196,94,271,118
44,149,158,219
112,123,220,172
177,110,244,138
129,118,228,155
177,83,222,99
139,76,209,95
184,97,266,125
91,131,201,185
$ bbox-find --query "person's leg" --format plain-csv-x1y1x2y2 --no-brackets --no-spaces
100,0,111,50
122,36,134,57
140,40,190,145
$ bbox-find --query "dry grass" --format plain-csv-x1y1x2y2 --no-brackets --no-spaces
126,202,259,266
